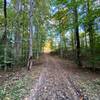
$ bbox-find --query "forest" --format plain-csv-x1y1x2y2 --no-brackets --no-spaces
0,0,100,100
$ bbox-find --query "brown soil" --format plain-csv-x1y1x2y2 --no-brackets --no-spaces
0,54,100,100
24,54,100,100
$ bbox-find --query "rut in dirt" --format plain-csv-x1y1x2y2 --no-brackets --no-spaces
27,54,83,100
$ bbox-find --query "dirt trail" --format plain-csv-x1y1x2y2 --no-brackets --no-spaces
26,54,82,100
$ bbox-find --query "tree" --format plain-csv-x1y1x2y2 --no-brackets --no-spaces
3,0,7,71
27,0,35,70
14,0,22,64
73,0,81,66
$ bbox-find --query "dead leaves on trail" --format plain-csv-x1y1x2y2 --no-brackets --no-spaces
0,55,100,100
0,65,43,100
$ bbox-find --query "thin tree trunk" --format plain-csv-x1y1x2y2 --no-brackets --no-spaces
4,0,7,71
74,0,82,66
14,0,22,64
84,32,88,48
87,0,95,69
71,30,75,52
36,31,39,59
27,0,34,70
87,0,94,55
60,33,63,57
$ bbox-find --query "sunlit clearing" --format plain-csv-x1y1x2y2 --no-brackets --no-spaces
44,40,52,53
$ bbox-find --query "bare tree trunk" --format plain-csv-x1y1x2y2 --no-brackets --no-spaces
14,0,22,64
87,0,94,55
84,32,88,48
71,31,75,52
3,0,7,71
60,33,63,58
74,0,82,66
27,0,34,70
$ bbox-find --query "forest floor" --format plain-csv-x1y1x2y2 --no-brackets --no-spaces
0,54,100,100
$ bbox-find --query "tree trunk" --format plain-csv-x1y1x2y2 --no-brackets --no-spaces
60,33,63,57
14,0,22,64
4,0,7,71
84,32,88,48
71,30,75,51
87,0,95,69
87,0,94,55
74,0,81,66
27,0,34,70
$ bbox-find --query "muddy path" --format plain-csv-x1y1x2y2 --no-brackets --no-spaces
26,54,84,100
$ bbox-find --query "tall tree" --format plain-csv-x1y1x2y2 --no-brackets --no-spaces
27,0,35,70
73,0,81,66
14,0,22,64
87,0,94,55
1,0,7,42
3,0,7,71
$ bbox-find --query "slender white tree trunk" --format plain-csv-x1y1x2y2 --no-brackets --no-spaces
27,0,35,70
29,0,34,58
